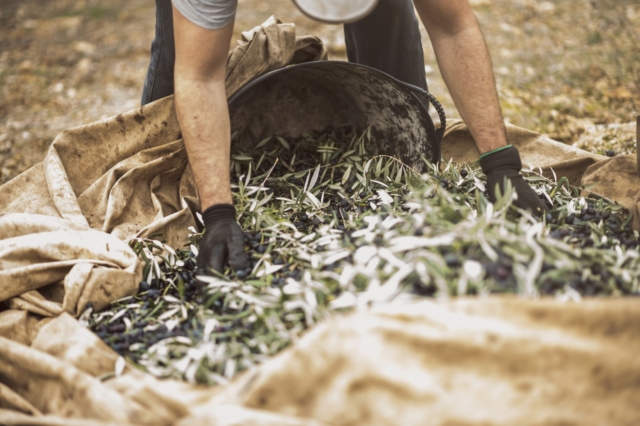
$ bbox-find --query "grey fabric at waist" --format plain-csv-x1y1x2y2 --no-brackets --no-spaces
172,0,237,29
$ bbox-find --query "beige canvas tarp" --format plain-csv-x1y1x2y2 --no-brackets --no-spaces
1,15,639,426
1,298,640,425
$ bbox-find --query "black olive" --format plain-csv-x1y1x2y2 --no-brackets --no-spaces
108,324,126,333
495,266,510,280
113,343,129,353
444,254,461,267
460,169,468,178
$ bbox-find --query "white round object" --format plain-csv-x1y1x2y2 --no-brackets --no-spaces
463,260,484,281
293,0,379,24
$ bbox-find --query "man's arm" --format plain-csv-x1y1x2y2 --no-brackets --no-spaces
414,0,547,213
413,0,505,154
173,5,233,210
173,6,247,274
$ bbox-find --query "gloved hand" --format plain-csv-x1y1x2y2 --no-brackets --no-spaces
197,204,248,275
480,145,548,215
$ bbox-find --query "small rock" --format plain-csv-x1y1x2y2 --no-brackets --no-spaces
73,41,97,55
536,1,556,13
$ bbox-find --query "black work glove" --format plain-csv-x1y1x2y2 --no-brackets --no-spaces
480,145,548,215
197,204,248,276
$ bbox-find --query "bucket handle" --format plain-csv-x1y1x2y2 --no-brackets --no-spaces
400,83,447,145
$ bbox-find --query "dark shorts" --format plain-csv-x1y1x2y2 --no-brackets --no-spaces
141,0,427,105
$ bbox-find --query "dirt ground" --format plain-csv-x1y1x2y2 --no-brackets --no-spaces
1,0,638,184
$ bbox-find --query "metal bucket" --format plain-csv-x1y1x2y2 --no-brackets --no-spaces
228,61,446,169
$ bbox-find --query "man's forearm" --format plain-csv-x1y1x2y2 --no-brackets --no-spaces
174,77,232,210
430,26,507,153
415,1,507,154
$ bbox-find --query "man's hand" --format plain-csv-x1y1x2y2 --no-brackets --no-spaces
480,146,548,214
197,204,248,275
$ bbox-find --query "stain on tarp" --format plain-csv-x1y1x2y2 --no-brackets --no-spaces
133,113,146,125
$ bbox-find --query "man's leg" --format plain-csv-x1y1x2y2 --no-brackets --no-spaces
344,0,427,91
141,0,176,105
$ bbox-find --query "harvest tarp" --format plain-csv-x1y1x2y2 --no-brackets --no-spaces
1,16,639,426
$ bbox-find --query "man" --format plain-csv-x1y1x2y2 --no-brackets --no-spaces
142,0,547,276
